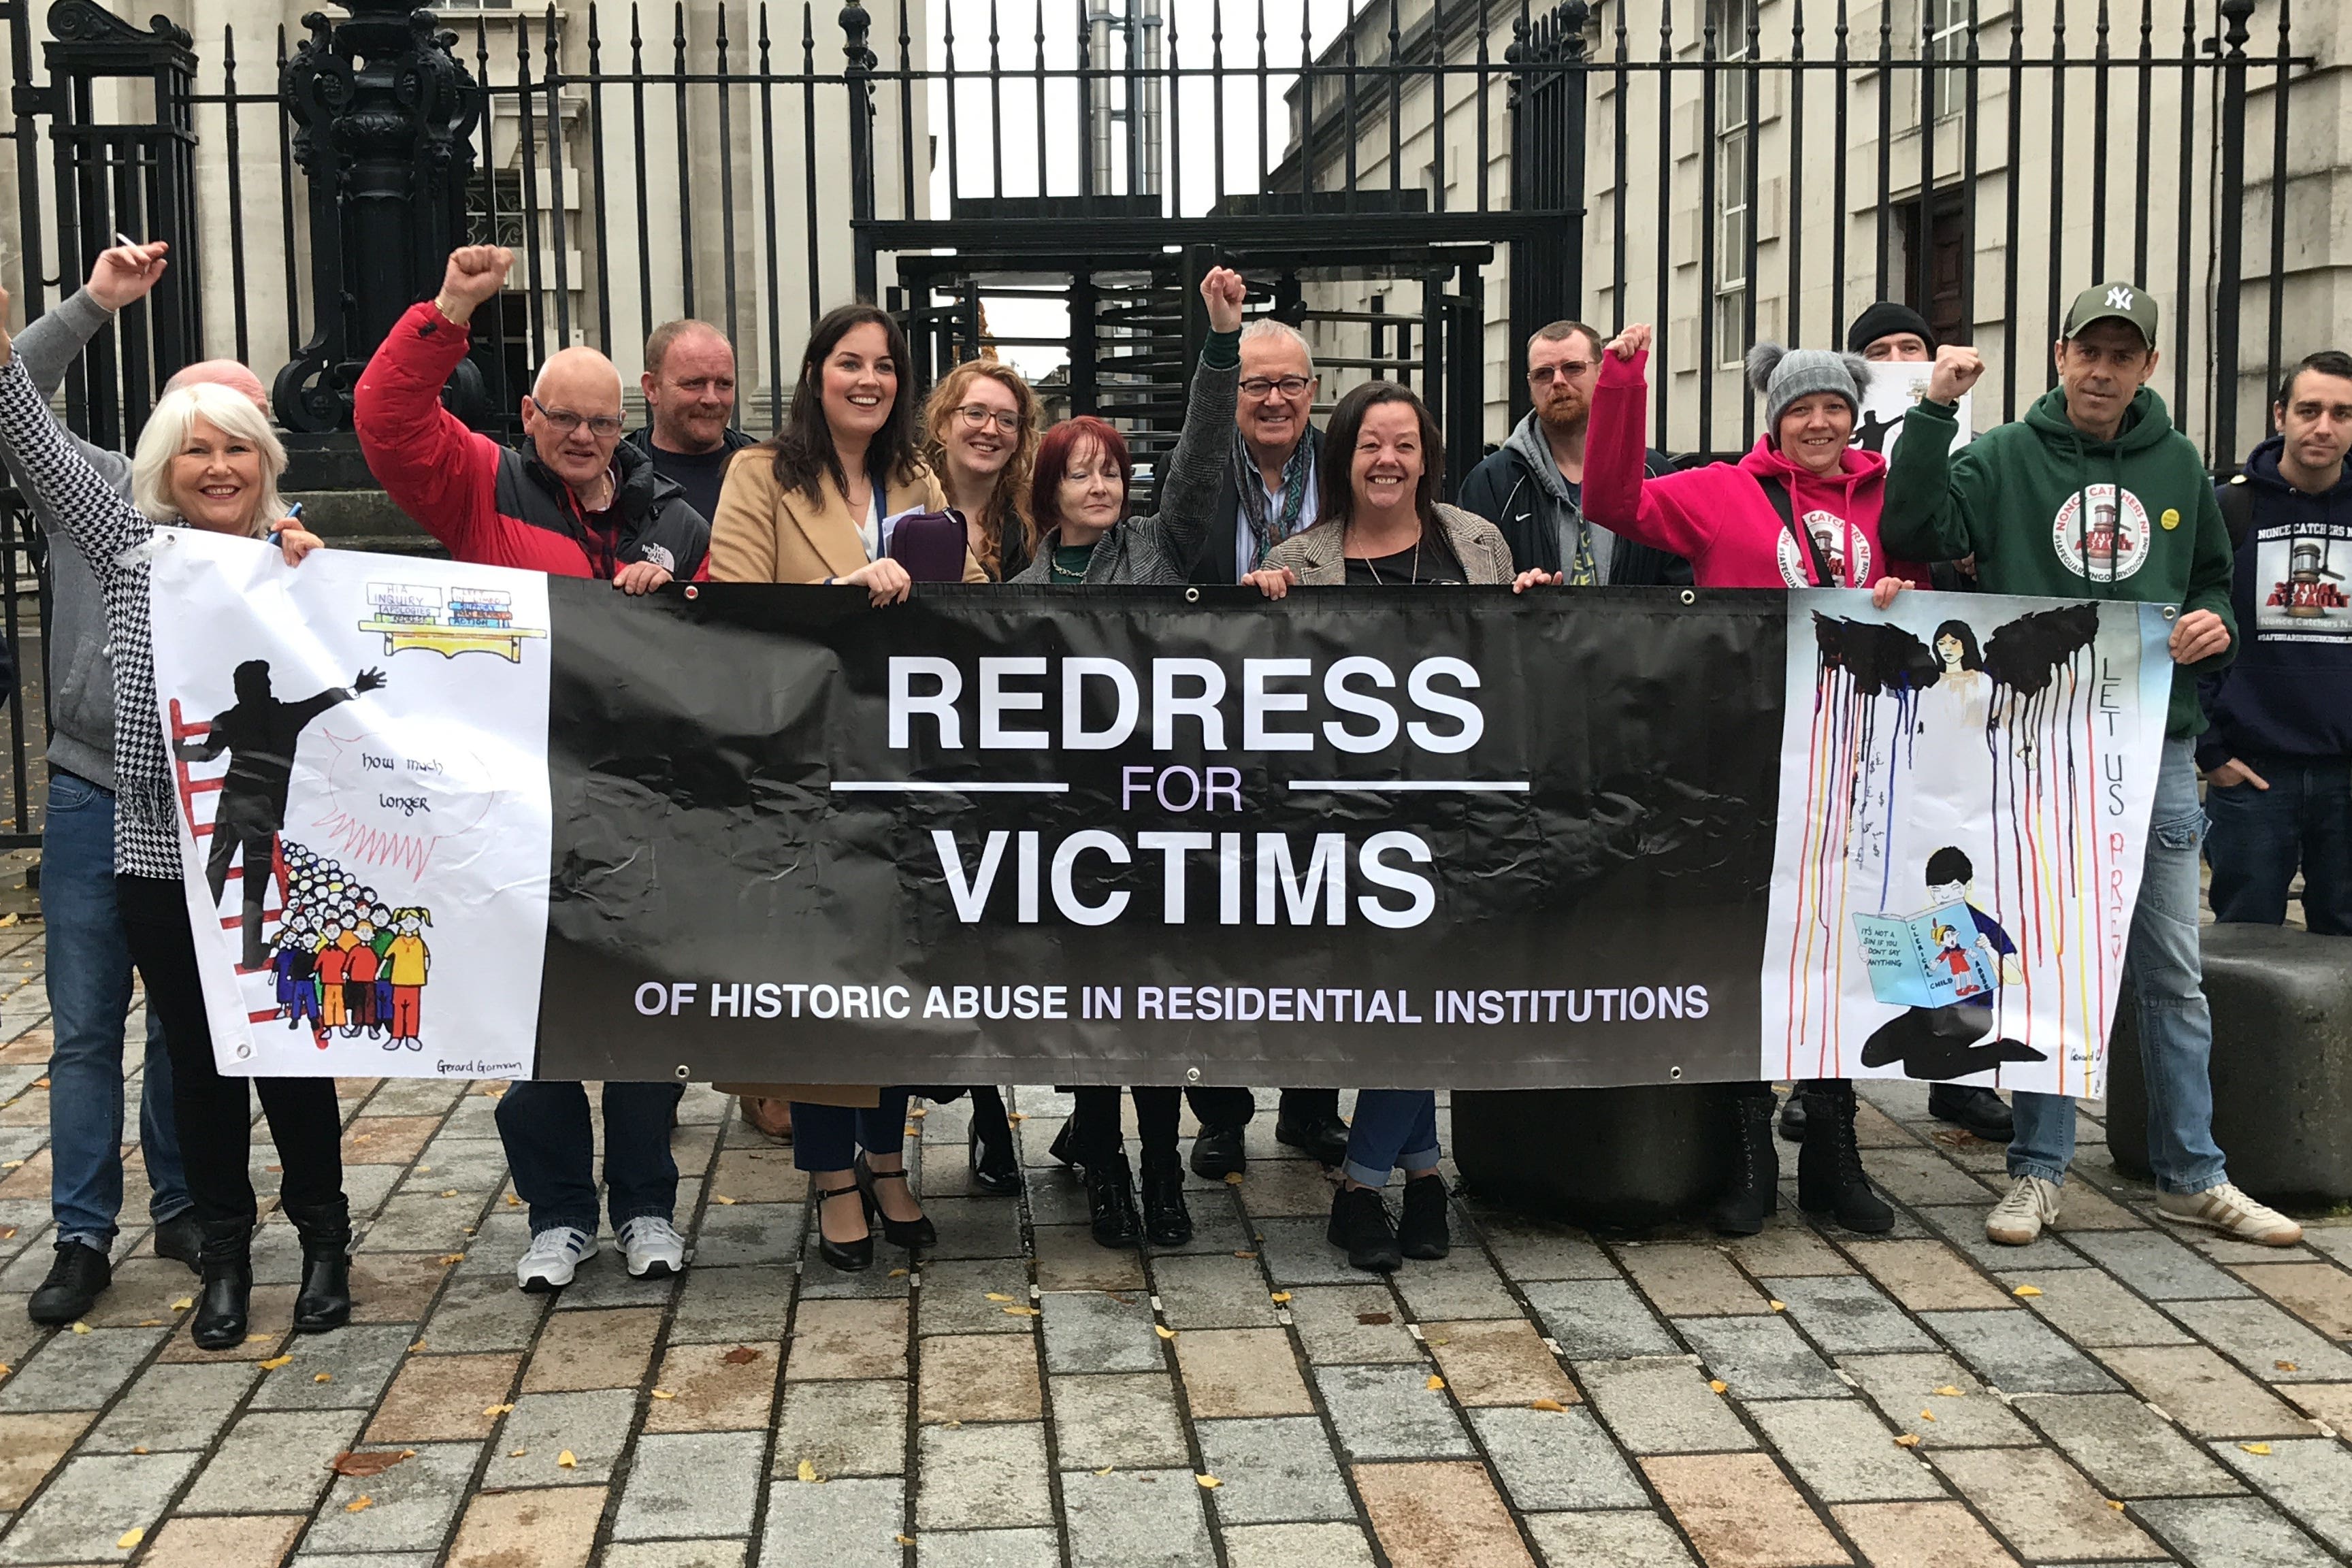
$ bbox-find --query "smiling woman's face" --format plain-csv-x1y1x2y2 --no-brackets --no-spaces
167,415,269,533
821,321,898,446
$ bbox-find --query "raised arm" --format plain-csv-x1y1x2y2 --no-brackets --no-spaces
1135,265,1246,569
1581,332,1718,566
1878,346,1989,565
0,289,153,583
353,247,512,556
6,243,170,502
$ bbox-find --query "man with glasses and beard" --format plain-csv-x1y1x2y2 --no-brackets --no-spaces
1459,321,1687,588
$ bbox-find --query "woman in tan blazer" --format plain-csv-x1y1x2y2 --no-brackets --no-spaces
708,304,959,1271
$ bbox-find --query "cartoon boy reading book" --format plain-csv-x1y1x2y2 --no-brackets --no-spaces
1857,846,2043,1079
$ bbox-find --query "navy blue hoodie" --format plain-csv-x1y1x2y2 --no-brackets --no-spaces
2197,434,2352,769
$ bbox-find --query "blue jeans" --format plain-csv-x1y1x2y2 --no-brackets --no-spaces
2010,739,2226,1195
790,1092,911,1173
495,1079,684,1235
1342,1090,1440,1189
2206,760,2352,937
42,770,189,1250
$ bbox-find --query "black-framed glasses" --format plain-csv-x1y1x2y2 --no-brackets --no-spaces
528,399,625,439
1526,362,1594,385
954,404,1022,434
1239,375,1314,399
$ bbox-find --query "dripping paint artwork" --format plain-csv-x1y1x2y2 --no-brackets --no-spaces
1761,591,2175,1098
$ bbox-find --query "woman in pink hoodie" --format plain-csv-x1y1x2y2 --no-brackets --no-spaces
1584,323,1919,1240
1582,323,1929,595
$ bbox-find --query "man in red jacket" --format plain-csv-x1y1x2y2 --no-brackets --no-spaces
354,246,703,1291
355,245,710,587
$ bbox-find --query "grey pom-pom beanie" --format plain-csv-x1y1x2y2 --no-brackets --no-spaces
1744,343,1872,434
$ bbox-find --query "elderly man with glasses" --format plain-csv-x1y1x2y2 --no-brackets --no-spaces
355,245,711,1292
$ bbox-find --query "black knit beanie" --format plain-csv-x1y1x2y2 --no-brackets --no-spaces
1844,301,1938,356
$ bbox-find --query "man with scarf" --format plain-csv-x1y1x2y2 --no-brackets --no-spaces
1175,316,1352,1174
1459,321,1688,588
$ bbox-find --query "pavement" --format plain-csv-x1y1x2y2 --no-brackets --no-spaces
0,924,2343,1565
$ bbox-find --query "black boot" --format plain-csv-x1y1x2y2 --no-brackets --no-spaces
1048,1118,1079,1169
1085,1151,1142,1248
1140,1157,1192,1247
1327,1185,1402,1272
967,1089,1022,1195
285,1200,354,1335
28,1241,111,1326
1710,1092,1780,1237
1188,1126,1245,1180
1396,1174,1451,1260
1776,1090,1808,1143
1928,1082,2014,1143
1796,1081,1895,1234
191,1219,255,1352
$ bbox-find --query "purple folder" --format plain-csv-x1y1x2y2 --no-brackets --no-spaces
883,508,968,583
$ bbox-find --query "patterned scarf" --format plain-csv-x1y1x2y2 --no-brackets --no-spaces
1233,426,1314,569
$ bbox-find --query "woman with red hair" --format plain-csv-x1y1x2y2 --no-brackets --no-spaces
1022,267,1245,1250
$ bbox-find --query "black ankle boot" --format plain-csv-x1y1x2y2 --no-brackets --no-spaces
1710,1092,1781,1237
284,1200,354,1334
1327,1185,1401,1272
968,1090,1022,1196
1797,1081,1895,1234
1396,1174,1451,1260
1139,1158,1192,1247
192,1219,255,1352
1085,1151,1141,1247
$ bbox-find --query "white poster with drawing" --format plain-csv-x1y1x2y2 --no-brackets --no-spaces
146,528,553,1079
1852,362,1972,461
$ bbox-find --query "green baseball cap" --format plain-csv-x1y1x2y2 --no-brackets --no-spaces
2061,281,2159,346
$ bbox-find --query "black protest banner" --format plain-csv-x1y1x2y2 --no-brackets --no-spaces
536,583,1788,1089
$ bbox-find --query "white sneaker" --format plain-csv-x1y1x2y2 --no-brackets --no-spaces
2158,1182,2303,1246
515,1226,597,1292
617,1215,687,1279
1986,1175,2062,1245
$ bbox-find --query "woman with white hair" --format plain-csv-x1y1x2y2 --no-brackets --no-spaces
0,285,355,1351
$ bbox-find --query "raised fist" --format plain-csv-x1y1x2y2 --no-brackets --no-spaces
1200,265,1247,336
87,241,169,313
435,246,514,323
1927,344,1985,406
1605,323,1652,361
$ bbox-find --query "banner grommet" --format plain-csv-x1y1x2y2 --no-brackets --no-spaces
1668,1066,1683,1079
674,1064,691,1080
1680,589,1696,606
1185,1066,1201,1083
684,586,700,601
1184,588,1201,604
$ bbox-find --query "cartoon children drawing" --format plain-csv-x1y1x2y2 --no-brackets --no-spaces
345,916,381,1039
177,659,388,969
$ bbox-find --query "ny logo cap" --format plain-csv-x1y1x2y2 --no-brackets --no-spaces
2061,281,2159,348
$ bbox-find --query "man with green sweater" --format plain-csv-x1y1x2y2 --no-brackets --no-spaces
1882,280,2302,1250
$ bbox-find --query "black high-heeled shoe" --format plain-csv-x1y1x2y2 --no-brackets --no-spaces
968,1093,1022,1196
855,1156,938,1250
813,1183,873,1273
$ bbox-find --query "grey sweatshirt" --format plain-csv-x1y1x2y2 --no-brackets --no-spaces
1499,410,1624,585
3,290,129,791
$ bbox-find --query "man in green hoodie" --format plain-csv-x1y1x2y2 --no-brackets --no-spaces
1882,280,2302,1250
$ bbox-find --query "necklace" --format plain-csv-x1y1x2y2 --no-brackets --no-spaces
1354,523,1420,586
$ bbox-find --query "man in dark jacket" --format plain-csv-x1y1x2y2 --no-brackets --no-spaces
623,318,755,523
2200,349,2352,936
1457,320,1688,587
357,244,702,1294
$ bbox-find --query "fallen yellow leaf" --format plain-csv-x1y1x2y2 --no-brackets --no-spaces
1426,1374,1446,1390
1154,1324,1177,1339
1094,1465,1114,1476
439,1254,465,1266
1269,1292,1292,1304
408,1340,427,1353
510,1448,528,1457
1893,1433,1922,1448
713,1194,738,1205
346,1495,374,1513
889,1269,909,1279
1223,1172,1243,1186
313,1372,333,1384
796,1458,823,1483
115,1529,144,1550
651,1388,676,1400
1769,1300,1786,1311
259,1355,293,1371
1932,1385,1964,1397
171,1296,193,1311
506,1194,520,1207
1233,1251,1258,1260
2277,1360,2300,1372
2106,1499,2125,1512
484,1403,514,1416
69,1322,89,1335
909,1106,929,1118
1196,1474,1222,1488
2012,1284,2043,1298
985,1292,1015,1302
2242,1442,2274,1456
131,1446,147,1455
1708,1379,1728,1394
1530,1398,1569,1413
1007,1111,1026,1122
1002,1305,1040,1318
557,1450,577,1469
138,1319,160,1328
439,1190,459,1199
895,1535,915,1546
1919,1409,1937,1422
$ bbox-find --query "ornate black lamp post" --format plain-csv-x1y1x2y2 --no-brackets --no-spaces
274,0,482,434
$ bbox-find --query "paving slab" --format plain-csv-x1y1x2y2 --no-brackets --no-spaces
1520,1277,1678,1358
1039,1291,1162,1375
1575,1357,1756,1454
1677,1314,1848,1400
1638,1452,1850,1568
304,1441,483,1554
2167,1298,2352,1384
1311,1362,1474,1460
1838,1352,2040,1448
1743,1398,1944,1502
481,1387,640,1488
1469,1403,1648,1512
1285,1286,1423,1365
2213,1435,2352,1556
179,1407,365,1514
1058,1467,1214,1568
913,1422,1053,1531
1929,1446,2163,1561
613,1430,768,1540
2094,1344,2308,1437
1353,1459,1536,1568
2134,1494,2339,1568
1763,1275,1933,1354
1521,1509,1697,1567
1194,1415,1356,1524
1921,1308,2124,1393
1220,1522,1380,1568
1995,1267,2195,1348
82,1362,257,1454
1047,1373,1190,1470
755,1475,904,1568
0,1450,199,1564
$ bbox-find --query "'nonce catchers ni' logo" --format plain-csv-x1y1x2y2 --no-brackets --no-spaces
2051,485,2151,585
358,583,549,663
